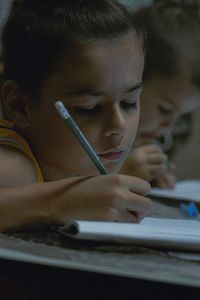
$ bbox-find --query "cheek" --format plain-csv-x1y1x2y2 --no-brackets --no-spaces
180,98,199,115
140,106,150,128
71,118,100,148
30,107,72,148
140,103,160,129
127,112,140,139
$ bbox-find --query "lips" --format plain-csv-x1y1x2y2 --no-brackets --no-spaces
99,151,124,161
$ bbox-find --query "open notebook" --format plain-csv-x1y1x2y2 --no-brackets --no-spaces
150,180,200,202
59,217,200,251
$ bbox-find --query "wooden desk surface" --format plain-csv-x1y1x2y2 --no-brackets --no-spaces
0,198,199,291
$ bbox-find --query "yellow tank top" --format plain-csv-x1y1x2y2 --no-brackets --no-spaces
0,118,44,182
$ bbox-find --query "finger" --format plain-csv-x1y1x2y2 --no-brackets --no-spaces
135,210,150,222
122,175,151,196
115,209,139,223
148,163,168,175
146,153,168,164
141,144,163,153
94,208,138,223
117,192,152,214
115,209,149,223
156,173,176,189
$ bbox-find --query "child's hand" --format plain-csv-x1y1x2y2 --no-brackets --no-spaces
152,172,176,189
50,175,151,224
120,144,168,182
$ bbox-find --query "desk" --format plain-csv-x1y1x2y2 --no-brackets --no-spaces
0,199,199,299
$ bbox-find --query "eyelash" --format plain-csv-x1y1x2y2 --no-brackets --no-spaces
158,104,173,115
74,101,138,116
74,105,100,116
121,101,138,110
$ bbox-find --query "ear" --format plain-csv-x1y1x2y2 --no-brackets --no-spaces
1,80,32,128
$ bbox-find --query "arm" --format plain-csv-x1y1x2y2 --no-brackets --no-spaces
0,148,151,232
0,175,151,232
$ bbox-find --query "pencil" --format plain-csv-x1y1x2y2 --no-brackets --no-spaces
55,101,108,175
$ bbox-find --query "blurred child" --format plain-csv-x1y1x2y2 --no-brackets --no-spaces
0,60,3,117
121,0,200,188
0,0,151,231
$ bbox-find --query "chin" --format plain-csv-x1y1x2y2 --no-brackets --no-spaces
106,162,125,174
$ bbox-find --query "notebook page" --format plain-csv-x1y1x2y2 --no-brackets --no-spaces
150,180,200,202
60,217,200,250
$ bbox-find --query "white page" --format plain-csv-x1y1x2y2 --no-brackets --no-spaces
60,217,200,251
150,180,200,202
168,251,200,262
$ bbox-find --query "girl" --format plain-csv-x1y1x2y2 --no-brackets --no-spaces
121,0,200,187
0,0,151,231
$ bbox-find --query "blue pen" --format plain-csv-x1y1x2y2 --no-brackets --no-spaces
55,101,108,175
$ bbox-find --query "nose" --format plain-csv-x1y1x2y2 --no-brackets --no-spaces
105,105,126,138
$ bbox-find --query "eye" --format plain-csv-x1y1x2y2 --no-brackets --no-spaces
158,104,174,115
120,100,138,110
74,105,101,116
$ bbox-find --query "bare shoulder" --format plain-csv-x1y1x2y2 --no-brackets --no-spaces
0,146,38,187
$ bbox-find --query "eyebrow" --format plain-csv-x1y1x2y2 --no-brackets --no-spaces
65,82,143,97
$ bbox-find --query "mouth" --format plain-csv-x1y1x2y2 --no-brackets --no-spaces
98,149,125,161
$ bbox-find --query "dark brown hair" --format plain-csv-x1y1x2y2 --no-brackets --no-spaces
132,0,200,89
2,0,145,101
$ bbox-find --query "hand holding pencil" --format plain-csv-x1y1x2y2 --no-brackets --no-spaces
54,101,151,223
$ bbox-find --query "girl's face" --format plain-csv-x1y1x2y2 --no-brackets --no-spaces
138,74,200,145
28,36,144,180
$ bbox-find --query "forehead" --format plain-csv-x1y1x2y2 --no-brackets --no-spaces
41,35,144,98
